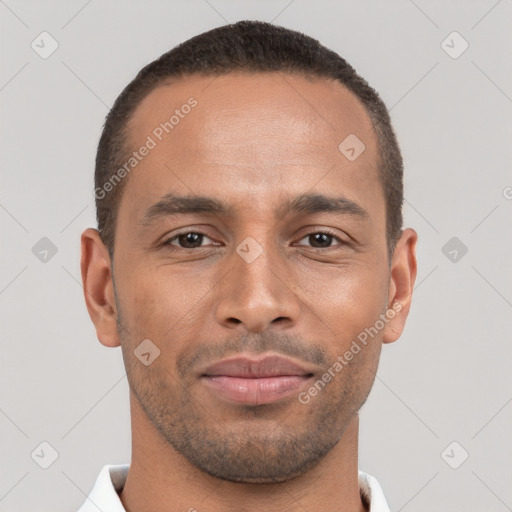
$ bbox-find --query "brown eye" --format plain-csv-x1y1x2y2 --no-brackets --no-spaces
296,231,343,249
165,232,213,249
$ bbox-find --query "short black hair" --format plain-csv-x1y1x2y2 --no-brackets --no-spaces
95,20,403,260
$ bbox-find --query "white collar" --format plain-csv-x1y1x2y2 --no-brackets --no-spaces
77,464,390,512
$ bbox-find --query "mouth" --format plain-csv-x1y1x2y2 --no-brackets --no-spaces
200,354,315,405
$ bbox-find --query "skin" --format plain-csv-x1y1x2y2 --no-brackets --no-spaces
81,72,417,512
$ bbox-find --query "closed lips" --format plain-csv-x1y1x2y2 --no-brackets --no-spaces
201,354,314,378
199,354,316,405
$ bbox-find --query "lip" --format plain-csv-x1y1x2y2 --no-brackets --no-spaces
200,354,315,405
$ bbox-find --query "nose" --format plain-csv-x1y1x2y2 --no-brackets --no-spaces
215,244,301,333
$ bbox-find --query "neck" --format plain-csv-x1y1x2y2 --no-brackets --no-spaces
119,393,367,512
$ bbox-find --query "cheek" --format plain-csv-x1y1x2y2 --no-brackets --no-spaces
294,261,389,343
118,267,216,342
114,269,164,339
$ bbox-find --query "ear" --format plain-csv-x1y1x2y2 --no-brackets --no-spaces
80,228,120,347
382,228,418,344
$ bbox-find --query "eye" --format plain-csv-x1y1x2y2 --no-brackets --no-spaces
162,230,346,251
296,231,345,249
163,231,216,249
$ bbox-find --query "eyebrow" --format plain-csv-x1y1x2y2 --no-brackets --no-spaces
139,192,368,226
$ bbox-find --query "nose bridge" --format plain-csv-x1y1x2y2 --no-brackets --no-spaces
215,234,300,332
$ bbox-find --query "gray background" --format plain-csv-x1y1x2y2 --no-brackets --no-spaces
1,0,511,510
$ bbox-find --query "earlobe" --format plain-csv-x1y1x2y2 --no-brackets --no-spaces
80,228,121,347
382,228,418,344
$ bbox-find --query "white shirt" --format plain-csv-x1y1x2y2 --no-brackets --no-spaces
77,464,391,512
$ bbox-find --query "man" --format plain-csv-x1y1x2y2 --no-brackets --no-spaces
78,20,417,512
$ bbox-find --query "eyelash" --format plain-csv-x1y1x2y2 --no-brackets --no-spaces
162,229,348,250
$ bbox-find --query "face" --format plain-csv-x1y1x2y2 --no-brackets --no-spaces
83,72,417,484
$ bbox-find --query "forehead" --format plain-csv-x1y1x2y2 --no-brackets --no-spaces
119,72,382,225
